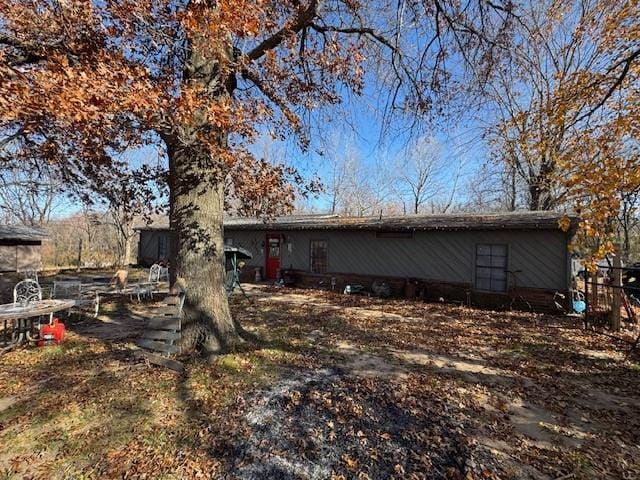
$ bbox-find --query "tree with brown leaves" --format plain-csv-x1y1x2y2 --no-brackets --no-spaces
1,0,513,354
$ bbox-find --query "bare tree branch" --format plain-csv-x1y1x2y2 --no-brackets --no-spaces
246,1,319,61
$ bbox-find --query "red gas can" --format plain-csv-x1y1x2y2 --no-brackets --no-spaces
38,318,65,347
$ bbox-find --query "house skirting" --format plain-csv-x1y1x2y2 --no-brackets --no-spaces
261,270,565,313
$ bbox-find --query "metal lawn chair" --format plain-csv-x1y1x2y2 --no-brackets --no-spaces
149,264,169,284
13,279,42,305
52,280,100,318
129,283,154,302
7,280,44,346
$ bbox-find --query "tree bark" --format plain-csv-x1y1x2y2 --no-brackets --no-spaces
168,136,240,355
163,14,248,356
115,220,133,267
123,233,132,267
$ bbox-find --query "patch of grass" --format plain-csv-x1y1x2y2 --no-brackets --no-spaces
0,402,28,424
628,361,640,372
34,344,64,358
566,451,594,473
31,339,90,362
141,428,169,449
217,354,247,372
98,302,118,313
256,347,298,362
185,351,283,410
538,421,560,434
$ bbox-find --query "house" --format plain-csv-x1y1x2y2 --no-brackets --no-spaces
137,212,577,310
0,225,48,273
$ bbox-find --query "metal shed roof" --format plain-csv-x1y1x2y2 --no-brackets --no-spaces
0,225,48,241
138,211,577,233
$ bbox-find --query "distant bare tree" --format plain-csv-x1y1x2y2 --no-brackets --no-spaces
344,154,395,216
43,211,124,268
109,206,137,267
327,151,350,215
319,137,395,217
91,167,166,267
396,137,459,214
0,162,64,226
613,147,640,260
617,188,640,261
474,0,604,211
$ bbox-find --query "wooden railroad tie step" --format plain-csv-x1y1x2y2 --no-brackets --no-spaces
133,350,184,373
135,294,183,366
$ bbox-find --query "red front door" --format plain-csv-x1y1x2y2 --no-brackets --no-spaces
265,234,281,280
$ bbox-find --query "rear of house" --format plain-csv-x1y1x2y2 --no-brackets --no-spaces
138,212,576,310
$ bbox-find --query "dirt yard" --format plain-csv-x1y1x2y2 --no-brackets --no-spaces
1,285,639,479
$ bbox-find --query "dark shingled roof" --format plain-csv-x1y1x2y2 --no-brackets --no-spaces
138,212,577,233
0,225,48,241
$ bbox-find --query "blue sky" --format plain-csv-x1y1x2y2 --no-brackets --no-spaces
98,99,488,217
61,36,491,218
234,68,492,213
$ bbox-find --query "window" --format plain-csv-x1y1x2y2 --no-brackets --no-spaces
224,237,233,246
268,237,280,258
475,244,508,292
310,240,328,273
158,235,169,260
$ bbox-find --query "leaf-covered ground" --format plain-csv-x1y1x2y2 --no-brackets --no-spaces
1,285,639,479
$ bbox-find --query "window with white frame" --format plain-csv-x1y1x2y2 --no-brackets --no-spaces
475,244,508,292
310,240,328,273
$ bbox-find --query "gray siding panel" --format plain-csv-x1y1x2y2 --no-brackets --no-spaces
142,227,570,291
138,230,171,265
250,229,568,290
138,230,156,264
224,230,267,271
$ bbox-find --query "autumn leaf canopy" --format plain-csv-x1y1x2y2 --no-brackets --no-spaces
0,0,515,214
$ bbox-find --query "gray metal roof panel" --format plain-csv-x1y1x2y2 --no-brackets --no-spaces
0,225,48,241
137,212,578,233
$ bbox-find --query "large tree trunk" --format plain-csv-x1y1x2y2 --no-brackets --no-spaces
168,137,240,355
165,16,245,355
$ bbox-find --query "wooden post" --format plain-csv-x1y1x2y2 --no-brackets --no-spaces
611,244,622,332
77,238,83,272
584,269,589,329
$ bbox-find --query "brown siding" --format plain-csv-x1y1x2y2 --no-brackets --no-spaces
16,245,41,272
0,245,16,272
0,243,42,272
